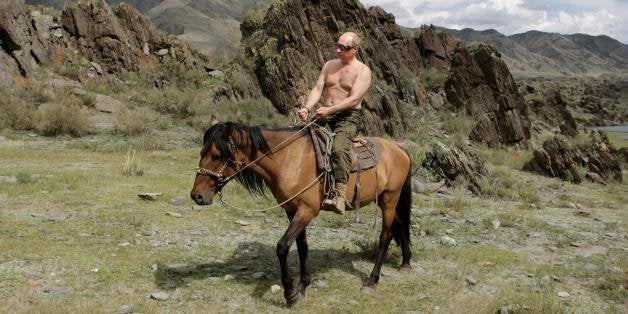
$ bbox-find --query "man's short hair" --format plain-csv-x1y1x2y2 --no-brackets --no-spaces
348,32,361,47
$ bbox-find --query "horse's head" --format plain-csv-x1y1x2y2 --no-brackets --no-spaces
191,121,272,205
191,122,242,205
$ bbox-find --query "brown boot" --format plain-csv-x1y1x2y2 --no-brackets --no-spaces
321,183,347,214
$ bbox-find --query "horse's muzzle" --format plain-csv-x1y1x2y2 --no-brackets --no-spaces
190,189,214,205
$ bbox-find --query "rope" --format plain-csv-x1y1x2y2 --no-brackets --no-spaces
218,172,325,212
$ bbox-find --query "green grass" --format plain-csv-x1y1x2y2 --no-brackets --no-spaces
0,133,626,313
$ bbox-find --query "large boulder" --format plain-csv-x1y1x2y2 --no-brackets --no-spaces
445,43,531,147
0,0,52,76
523,137,581,183
575,131,622,183
422,142,488,195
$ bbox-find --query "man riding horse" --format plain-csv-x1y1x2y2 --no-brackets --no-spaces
297,32,372,215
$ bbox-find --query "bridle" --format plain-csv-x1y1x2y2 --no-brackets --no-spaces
196,136,243,191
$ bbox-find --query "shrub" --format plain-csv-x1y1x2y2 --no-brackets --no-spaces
114,107,157,136
0,88,36,130
34,97,90,137
419,67,447,91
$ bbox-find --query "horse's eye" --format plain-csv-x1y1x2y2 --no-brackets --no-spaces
211,154,221,161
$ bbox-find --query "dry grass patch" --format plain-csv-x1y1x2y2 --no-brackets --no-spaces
114,107,157,136
122,149,144,176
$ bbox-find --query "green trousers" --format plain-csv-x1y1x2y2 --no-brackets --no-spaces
328,110,362,184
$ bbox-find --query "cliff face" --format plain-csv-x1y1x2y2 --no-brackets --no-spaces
239,0,425,136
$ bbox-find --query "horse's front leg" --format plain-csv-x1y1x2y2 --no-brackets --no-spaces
276,211,312,306
296,230,310,295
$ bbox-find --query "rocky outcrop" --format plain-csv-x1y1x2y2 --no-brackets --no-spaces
60,0,203,73
575,131,622,183
237,0,426,136
522,137,582,183
416,25,459,72
0,0,53,76
421,142,488,195
526,89,578,137
61,0,161,72
445,43,531,147
523,131,622,184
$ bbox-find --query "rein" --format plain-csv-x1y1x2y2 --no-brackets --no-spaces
196,119,320,211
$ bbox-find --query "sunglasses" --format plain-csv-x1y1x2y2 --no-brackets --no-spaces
335,43,355,52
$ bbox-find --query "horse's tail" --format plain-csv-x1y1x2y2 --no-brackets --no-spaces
392,157,412,247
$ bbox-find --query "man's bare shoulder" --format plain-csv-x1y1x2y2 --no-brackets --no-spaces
356,60,371,73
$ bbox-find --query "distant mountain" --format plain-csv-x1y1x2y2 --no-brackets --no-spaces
145,0,272,59
438,28,628,78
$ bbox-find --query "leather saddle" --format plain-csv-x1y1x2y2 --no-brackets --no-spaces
309,126,382,174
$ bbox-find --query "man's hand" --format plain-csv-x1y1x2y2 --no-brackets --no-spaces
297,107,309,122
315,106,334,119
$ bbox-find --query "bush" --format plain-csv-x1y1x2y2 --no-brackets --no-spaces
0,88,36,130
114,107,157,136
189,98,287,130
34,97,90,137
419,67,447,91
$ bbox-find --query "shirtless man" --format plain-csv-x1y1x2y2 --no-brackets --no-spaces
297,32,372,214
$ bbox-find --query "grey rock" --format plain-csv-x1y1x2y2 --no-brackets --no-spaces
411,178,422,194
90,62,103,75
550,274,560,282
192,205,204,211
157,49,169,56
207,70,224,78
138,192,161,201
117,305,132,314
583,263,599,272
143,42,149,55
165,212,183,218
492,219,501,229
150,292,169,301
270,284,281,293
252,271,265,279
169,197,187,206
224,274,234,281
499,306,510,314
235,220,251,226
348,299,359,305
150,264,158,272
440,235,457,246
314,280,329,289
557,291,570,298
465,276,477,285
166,263,194,274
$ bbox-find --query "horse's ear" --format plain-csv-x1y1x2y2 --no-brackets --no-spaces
210,115,219,126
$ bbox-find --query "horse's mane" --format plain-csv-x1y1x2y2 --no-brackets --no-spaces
202,122,274,197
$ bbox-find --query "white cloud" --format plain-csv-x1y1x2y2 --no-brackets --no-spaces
360,0,628,43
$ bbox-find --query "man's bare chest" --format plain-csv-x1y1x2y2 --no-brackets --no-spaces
325,67,357,92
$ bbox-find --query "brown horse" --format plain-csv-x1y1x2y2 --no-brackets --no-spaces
190,122,412,306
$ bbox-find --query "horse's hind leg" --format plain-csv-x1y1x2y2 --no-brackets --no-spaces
296,230,311,295
364,191,399,288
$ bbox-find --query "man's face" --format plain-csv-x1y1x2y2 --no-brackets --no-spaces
335,36,356,59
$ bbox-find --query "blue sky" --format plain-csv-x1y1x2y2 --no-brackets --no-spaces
360,0,628,43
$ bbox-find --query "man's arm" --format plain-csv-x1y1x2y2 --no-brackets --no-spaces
302,62,329,110
329,66,371,113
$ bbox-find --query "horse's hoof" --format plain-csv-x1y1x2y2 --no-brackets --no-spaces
285,289,302,307
399,264,412,273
